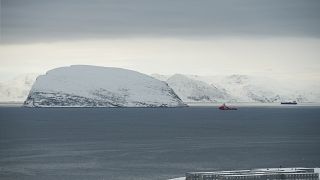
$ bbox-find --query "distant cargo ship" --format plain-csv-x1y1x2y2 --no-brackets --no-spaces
281,101,297,105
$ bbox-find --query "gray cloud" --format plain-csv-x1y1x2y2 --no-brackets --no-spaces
1,0,320,43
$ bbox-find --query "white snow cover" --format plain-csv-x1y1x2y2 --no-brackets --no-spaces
167,74,233,103
0,74,38,102
153,74,320,103
2,71,320,104
189,74,316,103
24,65,186,107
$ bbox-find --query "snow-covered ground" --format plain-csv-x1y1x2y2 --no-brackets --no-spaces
189,74,316,103
153,74,320,104
166,74,233,103
24,65,186,107
0,73,38,102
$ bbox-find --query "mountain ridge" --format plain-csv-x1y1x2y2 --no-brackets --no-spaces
1,69,319,104
153,74,320,103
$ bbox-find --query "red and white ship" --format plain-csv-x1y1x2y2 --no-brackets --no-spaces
218,103,237,110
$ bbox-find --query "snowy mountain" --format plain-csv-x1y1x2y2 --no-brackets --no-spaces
153,74,320,103
24,65,186,107
166,74,233,103
2,70,319,104
0,74,38,102
191,75,312,103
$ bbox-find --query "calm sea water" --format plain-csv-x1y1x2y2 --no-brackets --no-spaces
0,106,319,180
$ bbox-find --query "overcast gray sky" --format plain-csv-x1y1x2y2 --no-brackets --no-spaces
0,0,320,82
1,0,320,43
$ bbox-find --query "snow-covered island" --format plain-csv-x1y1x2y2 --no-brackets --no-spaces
24,65,186,107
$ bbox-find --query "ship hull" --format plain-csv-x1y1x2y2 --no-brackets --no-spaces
281,102,297,105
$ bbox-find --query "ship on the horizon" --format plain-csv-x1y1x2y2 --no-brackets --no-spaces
281,101,297,105
218,103,237,110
